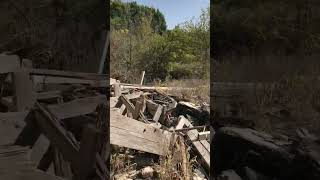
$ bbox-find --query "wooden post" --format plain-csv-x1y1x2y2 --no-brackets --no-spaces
152,105,163,122
114,83,121,97
133,100,143,120
140,71,145,85
13,70,35,111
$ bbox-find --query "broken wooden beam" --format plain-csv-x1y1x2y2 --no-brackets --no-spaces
176,116,210,169
110,109,172,156
198,131,210,141
47,95,106,119
29,68,107,80
152,105,163,122
119,95,147,122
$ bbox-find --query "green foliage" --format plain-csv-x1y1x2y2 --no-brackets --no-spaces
111,2,209,82
111,0,167,34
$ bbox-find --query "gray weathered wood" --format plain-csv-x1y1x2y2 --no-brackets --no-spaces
133,100,143,119
114,83,121,97
178,116,210,169
13,70,35,111
33,76,108,89
152,105,163,122
120,95,147,122
139,71,145,85
198,131,210,141
47,95,106,119
110,109,172,155
30,68,107,80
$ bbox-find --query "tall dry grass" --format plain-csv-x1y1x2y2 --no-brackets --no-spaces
213,57,320,136
154,78,210,104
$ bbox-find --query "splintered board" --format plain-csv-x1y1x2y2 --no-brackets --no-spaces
110,109,173,156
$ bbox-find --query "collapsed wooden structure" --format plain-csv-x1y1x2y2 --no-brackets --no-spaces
110,78,210,179
0,54,108,180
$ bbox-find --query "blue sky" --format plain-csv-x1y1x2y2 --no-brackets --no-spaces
123,0,209,29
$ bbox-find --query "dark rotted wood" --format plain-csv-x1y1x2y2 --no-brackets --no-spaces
74,125,101,180
37,145,54,171
53,147,73,179
212,127,320,180
175,101,209,126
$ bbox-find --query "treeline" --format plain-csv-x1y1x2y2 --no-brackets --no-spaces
212,0,320,59
111,0,209,83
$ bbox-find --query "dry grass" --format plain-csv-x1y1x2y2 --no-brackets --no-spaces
156,136,196,180
253,75,320,135
214,57,320,136
153,79,210,105
110,136,197,180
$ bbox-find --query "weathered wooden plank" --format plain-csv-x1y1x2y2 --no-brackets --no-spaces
1,91,62,109
133,100,143,120
13,70,35,111
198,131,210,141
139,71,145,85
178,116,210,169
119,95,134,114
152,105,163,122
29,68,107,80
47,95,106,119
120,95,147,122
33,76,108,88
110,109,172,155
113,83,121,97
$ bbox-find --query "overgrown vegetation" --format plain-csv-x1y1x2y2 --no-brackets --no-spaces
0,0,107,71
211,0,320,135
111,0,209,83
212,0,320,82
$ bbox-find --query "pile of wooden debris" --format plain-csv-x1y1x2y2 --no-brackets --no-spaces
0,54,108,180
110,78,210,180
